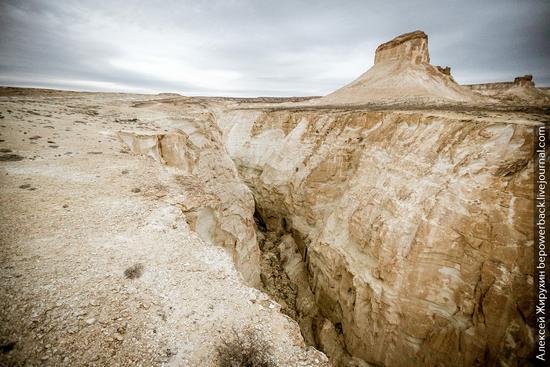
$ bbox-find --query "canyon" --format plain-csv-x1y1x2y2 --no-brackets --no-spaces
1,31,548,366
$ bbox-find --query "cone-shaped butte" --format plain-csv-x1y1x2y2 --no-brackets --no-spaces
318,30,477,104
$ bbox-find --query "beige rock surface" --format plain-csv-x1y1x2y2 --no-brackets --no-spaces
465,74,550,105
0,90,329,367
216,105,543,367
317,31,477,105
118,100,261,287
374,30,431,64
0,29,547,367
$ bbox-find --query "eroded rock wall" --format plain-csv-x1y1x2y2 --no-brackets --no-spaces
465,75,549,104
119,106,261,287
374,30,430,65
217,107,537,367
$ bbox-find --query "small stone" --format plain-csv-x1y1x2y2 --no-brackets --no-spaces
85,318,96,325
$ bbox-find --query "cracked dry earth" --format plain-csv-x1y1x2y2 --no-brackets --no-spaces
0,91,329,367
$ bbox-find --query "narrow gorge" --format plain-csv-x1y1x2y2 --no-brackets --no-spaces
217,107,537,367
119,107,540,367
114,31,546,367
1,30,546,367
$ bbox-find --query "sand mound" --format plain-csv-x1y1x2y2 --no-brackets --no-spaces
318,31,478,105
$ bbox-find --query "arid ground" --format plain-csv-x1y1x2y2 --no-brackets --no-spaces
1,30,549,367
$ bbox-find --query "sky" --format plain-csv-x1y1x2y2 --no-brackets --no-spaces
0,0,549,97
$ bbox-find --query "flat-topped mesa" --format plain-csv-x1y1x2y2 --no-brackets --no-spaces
317,30,477,104
374,30,430,64
514,74,535,87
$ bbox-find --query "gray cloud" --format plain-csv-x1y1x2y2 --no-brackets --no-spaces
0,0,548,96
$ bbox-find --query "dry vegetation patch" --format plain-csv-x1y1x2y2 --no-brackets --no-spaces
215,329,276,367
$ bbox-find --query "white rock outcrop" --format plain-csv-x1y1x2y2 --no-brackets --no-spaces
217,106,538,367
119,104,262,287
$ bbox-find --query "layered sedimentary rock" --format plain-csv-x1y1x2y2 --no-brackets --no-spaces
318,31,475,104
373,30,430,64
514,75,535,87
216,106,538,367
436,66,452,77
115,30,544,367
465,74,549,104
211,31,543,366
119,104,261,287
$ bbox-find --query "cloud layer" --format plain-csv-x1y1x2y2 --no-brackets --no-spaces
1,0,548,96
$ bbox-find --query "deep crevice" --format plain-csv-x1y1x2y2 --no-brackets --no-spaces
254,206,299,321
252,204,358,367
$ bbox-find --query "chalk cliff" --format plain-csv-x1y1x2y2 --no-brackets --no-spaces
374,30,430,64
119,103,262,288
117,31,545,367
217,106,538,367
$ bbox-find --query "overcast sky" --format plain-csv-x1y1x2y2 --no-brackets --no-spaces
0,0,548,96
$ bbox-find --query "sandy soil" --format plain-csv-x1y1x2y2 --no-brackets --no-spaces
0,90,329,367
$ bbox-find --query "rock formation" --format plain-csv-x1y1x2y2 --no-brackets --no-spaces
3,26,546,367
114,31,545,367
119,103,262,288
111,31,544,367
436,66,452,76
465,74,549,104
513,74,535,87
216,106,537,367
209,30,544,366
374,30,430,64
318,31,475,104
